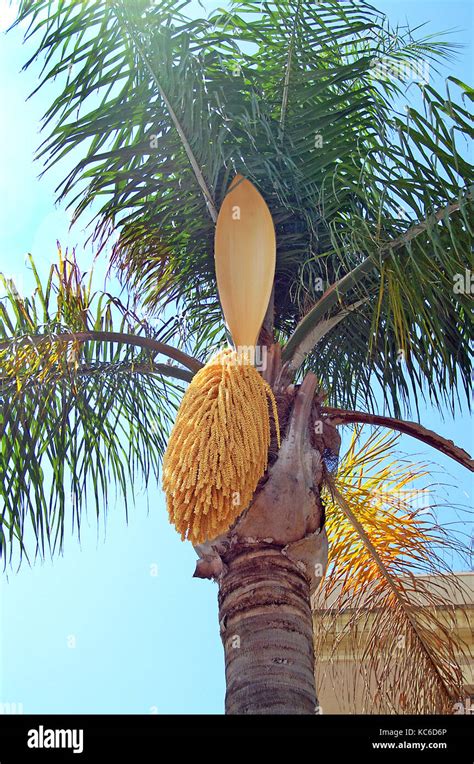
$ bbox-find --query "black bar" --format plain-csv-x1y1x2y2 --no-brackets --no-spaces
0,714,471,759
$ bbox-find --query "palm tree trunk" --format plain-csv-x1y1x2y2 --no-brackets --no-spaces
218,546,317,714
195,369,330,714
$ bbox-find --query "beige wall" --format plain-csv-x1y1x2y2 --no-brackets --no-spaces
313,572,473,714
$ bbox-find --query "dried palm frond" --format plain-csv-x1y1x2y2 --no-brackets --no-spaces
315,427,471,714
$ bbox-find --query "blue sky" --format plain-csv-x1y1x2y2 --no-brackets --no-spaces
0,0,472,715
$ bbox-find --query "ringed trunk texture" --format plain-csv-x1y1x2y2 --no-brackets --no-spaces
218,546,317,714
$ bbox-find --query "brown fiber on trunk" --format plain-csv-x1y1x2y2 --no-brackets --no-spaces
218,546,318,714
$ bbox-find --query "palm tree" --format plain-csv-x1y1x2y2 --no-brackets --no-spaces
3,0,473,715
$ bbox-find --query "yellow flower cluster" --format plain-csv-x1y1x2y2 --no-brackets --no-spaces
162,348,280,544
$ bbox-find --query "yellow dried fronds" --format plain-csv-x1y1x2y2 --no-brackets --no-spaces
322,428,433,592
316,427,467,714
162,348,280,544
0,336,81,391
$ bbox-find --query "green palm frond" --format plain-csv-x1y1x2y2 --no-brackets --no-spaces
13,0,473,415
0,248,193,565
315,428,471,714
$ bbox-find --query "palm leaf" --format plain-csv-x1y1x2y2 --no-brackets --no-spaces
314,428,471,714
0,248,194,565
13,0,473,415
